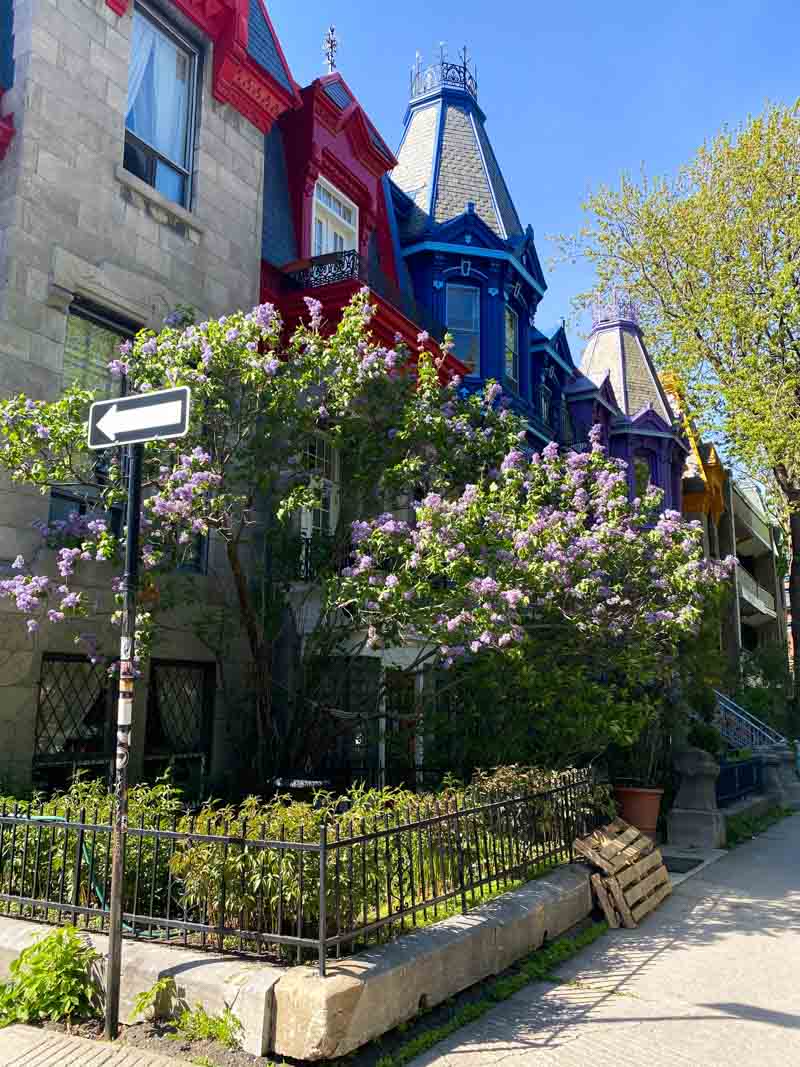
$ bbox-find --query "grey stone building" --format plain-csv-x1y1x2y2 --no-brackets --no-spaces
0,0,300,791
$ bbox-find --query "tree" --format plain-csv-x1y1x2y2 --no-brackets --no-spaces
557,102,800,721
0,291,522,782
329,427,731,767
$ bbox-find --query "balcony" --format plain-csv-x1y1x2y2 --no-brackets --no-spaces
736,565,776,625
732,486,773,556
284,250,447,343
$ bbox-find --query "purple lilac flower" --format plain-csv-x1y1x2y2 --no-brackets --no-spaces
304,297,323,330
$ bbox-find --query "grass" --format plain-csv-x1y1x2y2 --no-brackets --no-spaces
169,1005,243,1049
370,921,608,1067
725,805,794,848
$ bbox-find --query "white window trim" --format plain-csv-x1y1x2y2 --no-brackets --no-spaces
446,283,481,375
311,177,359,258
504,305,519,385
300,435,341,537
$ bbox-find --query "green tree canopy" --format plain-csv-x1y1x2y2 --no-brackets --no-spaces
558,101,800,700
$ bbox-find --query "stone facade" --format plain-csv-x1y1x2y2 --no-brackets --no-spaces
0,0,276,790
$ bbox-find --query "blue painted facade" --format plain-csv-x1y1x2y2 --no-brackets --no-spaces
387,57,574,444
0,0,14,91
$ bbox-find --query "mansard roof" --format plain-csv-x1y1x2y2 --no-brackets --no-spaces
392,57,523,243
580,310,675,424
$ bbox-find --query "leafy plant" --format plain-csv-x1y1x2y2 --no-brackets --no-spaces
0,926,101,1028
171,1004,243,1049
687,721,725,759
132,975,179,1022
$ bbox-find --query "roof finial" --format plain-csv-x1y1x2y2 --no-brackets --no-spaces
323,25,338,74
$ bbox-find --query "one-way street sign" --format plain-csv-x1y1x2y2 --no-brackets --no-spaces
88,386,191,449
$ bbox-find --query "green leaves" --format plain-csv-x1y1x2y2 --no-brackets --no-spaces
0,926,101,1028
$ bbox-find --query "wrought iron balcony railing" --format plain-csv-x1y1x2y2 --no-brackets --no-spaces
285,250,447,343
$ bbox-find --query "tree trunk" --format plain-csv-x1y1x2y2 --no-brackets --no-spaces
226,539,275,779
788,509,800,737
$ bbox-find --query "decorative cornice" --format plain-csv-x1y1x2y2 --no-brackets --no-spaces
320,147,370,208
105,0,301,133
0,92,14,162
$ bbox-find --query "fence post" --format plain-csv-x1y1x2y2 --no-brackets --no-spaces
454,798,467,915
318,819,327,977
72,807,86,911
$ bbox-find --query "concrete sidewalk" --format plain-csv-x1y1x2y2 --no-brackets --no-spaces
0,1026,191,1066
415,814,800,1066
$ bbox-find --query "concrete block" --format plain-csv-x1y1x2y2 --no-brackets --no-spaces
668,807,726,849
271,864,592,1061
0,918,283,1057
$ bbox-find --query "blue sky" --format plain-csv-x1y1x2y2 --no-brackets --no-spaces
268,0,799,363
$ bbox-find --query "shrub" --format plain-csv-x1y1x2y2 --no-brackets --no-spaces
0,926,101,1027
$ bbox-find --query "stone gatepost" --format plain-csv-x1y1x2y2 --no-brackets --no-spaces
773,746,800,809
667,747,725,849
760,751,786,808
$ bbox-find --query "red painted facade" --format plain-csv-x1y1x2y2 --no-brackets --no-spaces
278,75,397,271
261,74,465,380
0,92,13,162
104,0,301,133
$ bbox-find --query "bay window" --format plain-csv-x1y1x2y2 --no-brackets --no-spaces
446,284,480,374
124,3,198,208
312,178,358,257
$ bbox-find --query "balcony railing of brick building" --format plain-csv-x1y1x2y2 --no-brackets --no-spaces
285,250,447,344
736,566,776,618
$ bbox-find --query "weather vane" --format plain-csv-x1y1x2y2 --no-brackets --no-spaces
323,25,338,73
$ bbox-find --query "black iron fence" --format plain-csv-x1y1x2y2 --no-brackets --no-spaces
0,770,596,973
715,757,763,808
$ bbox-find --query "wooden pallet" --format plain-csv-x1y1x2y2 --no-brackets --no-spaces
575,818,671,929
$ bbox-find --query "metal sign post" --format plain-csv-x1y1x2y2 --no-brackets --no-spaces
88,386,190,1041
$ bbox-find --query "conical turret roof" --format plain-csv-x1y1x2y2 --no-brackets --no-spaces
580,300,675,423
392,52,523,242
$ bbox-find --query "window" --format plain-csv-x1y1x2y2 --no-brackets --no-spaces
124,4,198,208
540,383,552,423
634,454,652,499
504,306,519,386
63,303,134,397
301,436,340,536
53,304,136,530
446,284,480,373
312,178,358,257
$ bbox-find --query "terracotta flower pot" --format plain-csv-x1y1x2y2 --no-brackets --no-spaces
613,785,664,840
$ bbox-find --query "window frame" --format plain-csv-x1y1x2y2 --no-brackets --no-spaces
301,435,341,537
504,304,519,388
446,283,481,375
53,301,139,534
311,177,359,258
124,1,200,210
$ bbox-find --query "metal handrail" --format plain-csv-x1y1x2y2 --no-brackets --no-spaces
713,690,786,748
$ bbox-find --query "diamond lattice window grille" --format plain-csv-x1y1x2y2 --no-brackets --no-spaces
146,660,213,755
35,654,112,758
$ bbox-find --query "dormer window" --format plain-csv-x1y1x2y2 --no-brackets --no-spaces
313,178,358,257
446,284,480,374
504,306,519,387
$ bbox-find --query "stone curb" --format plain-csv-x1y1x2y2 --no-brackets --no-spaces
0,864,592,1060
271,863,592,1060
